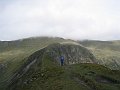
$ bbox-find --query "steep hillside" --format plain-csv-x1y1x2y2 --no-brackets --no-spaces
7,43,120,90
46,43,96,64
79,40,120,70
1,37,120,90
0,37,74,89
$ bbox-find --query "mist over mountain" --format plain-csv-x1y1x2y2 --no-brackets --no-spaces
1,0,120,90
1,0,120,41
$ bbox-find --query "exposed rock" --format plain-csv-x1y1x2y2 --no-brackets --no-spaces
46,43,96,65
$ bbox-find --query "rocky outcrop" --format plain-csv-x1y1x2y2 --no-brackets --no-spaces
46,43,96,65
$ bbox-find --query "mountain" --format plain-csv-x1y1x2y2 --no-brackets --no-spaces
0,37,77,89
79,40,120,70
0,37,120,90
7,43,120,90
0,37,68,89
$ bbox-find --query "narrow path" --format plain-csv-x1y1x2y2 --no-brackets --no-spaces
64,65,94,90
73,77,94,90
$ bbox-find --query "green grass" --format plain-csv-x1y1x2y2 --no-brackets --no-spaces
0,37,120,90
79,40,120,70
69,63,120,90
8,52,92,90
7,52,120,90
0,37,71,89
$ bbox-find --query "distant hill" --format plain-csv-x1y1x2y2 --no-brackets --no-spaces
79,40,120,70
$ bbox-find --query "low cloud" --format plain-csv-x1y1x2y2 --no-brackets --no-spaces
0,0,120,40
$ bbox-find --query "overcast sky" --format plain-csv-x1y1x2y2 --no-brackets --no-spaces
0,0,120,41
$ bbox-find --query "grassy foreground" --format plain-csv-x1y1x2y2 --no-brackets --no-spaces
8,52,120,90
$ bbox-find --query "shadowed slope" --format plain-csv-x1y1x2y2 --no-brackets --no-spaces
7,43,97,90
7,43,120,90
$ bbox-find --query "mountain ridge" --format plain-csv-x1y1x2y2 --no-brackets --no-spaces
0,36,120,90
7,43,120,90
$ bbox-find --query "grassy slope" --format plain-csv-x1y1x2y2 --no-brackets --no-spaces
0,37,72,89
79,40,120,70
1,37,120,89
8,52,120,90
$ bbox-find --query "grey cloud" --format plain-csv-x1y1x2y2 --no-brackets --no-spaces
0,0,120,40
